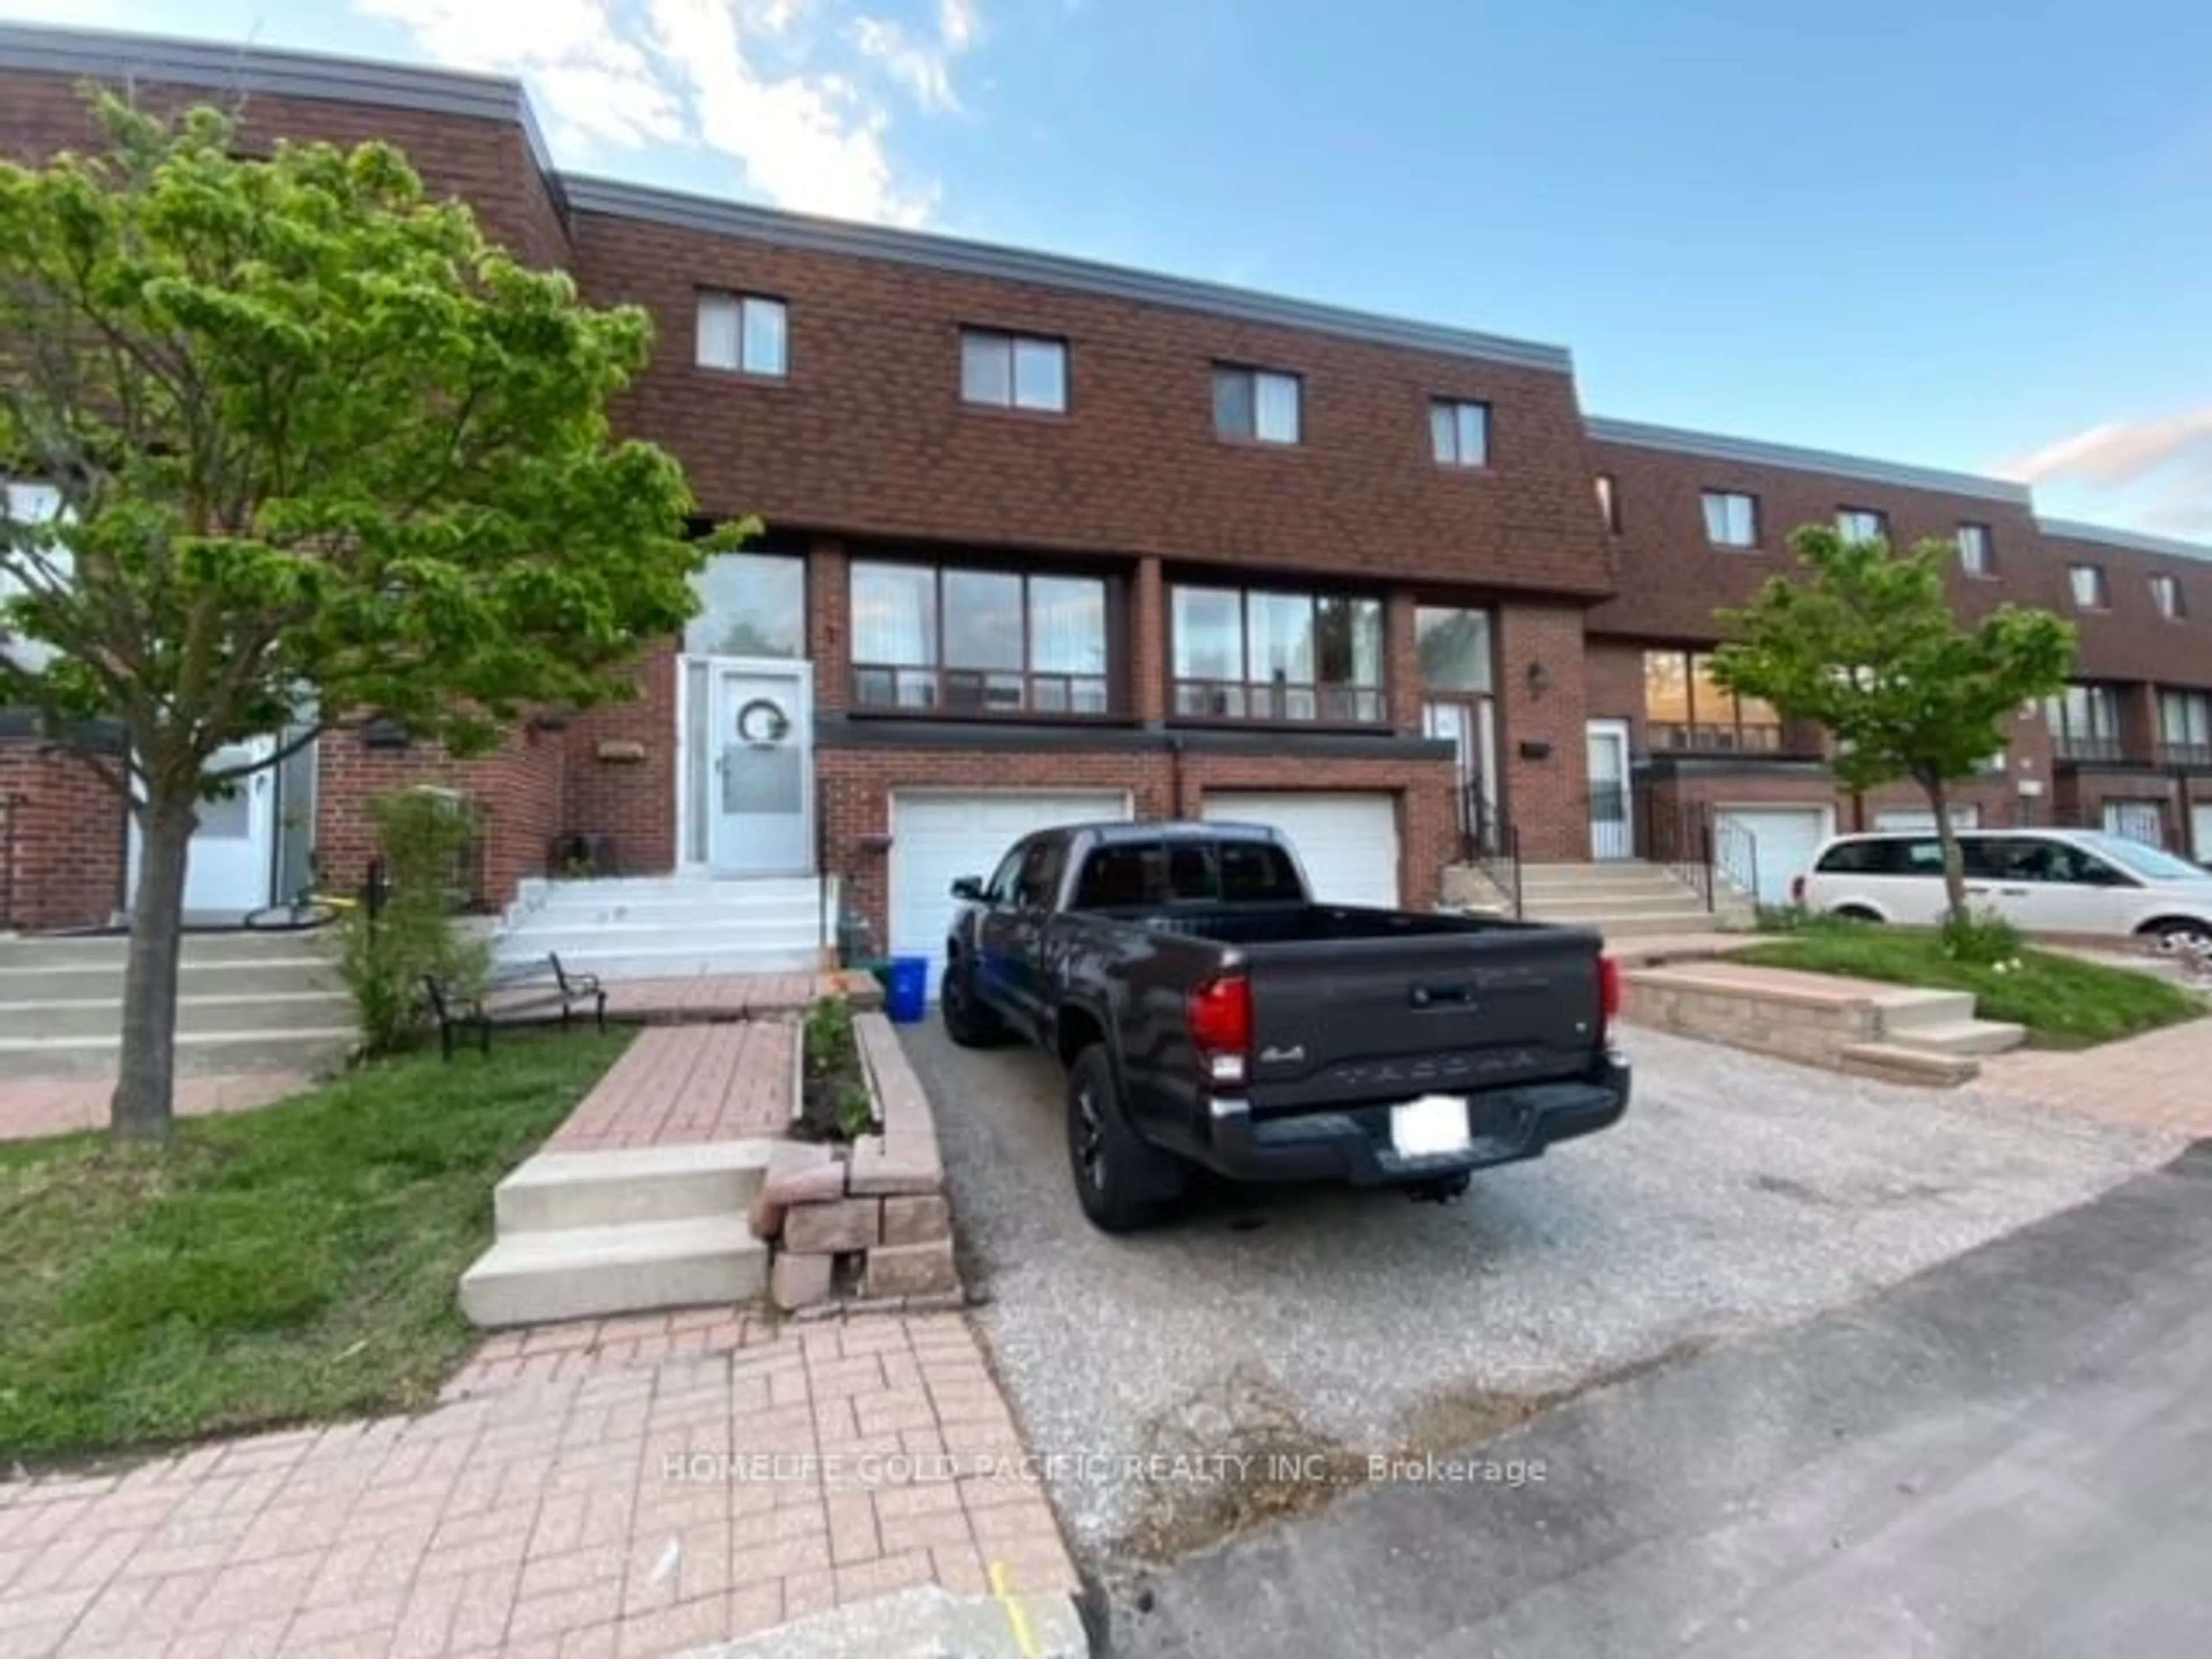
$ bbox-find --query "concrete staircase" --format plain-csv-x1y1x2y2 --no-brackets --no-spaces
0,931,354,1077
459,1141,774,1327
1840,988,2028,1085
1509,861,1756,938
494,875,834,982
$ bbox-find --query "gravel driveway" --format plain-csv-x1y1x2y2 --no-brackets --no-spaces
900,1021,2179,1570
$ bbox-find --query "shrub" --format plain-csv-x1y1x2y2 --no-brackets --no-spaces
1940,906,2025,969
338,789,491,1056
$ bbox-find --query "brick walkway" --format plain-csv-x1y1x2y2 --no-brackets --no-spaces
1975,1015,2212,1138
0,1073,308,1143
601,972,882,1025
0,1312,1076,1659
547,1025,796,1153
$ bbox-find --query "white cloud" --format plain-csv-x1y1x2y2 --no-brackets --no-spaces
353,0,976,224
1995,408,2212,541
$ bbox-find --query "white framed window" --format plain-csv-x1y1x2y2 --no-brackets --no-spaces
1700,490,1759,549
1214,366,1301,445
2150,573,2185,619
1429,399,1490,468
960,329,1067,412
1595,473,1621,533
2069,563,2109,610
1957,522,1994,577
1836,507,1889,544
695,290,788,377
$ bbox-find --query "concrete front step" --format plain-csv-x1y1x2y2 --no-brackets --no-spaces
494,1141,776,1234
0,931,341,967
0,1027,354,1077
1887,1017,2028,1058
0,960,346,999
458,1216,768,1328
508,899,827,930
1524,894,1716,919
1871,988,1982,1031
1837,1041,1982,1088
0,990,352,1041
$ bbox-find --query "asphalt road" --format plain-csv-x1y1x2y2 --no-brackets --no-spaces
899,1020,2179,1567
1110,1141,2212,1658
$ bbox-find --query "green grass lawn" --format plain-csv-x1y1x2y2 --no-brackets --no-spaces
1735,924,2206,1050
0,1029,631,1465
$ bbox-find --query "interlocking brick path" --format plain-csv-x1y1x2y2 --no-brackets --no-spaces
0,1073,308,1144
1974,1016,2212,1138
599,972,882,1025
0,1312,1076,1659
547,1025,795,1153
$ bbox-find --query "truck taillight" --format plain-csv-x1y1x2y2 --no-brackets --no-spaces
1790,874,1806,905
1599,955,1622,1023
1190,974,1252,1086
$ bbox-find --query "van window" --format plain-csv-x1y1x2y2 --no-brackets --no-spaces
1816,839,1904,874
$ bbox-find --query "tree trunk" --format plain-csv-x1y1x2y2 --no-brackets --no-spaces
111,796,194,1142
1926,774,1970,926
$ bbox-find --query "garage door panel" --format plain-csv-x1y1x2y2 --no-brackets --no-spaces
1873,806,1980,833
889,790,1131,998
1717,806,1831,907
1201,791,1399,908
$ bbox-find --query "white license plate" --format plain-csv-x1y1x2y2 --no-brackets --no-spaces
1390,1093,1472,1158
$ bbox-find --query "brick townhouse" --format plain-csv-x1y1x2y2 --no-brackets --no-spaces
2,22,2209,978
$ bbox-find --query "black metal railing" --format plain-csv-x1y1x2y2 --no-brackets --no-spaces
1463,783,1522,917
2052,735,2128,764
1639,796,1717,911
2157,742,2212,768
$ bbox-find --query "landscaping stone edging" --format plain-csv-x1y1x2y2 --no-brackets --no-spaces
750,1009,961,1312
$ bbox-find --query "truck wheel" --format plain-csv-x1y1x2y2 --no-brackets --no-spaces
940,956,1002,1048
1067,1045,1181,1233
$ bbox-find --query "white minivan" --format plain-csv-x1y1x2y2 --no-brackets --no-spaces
1796,828,2212,947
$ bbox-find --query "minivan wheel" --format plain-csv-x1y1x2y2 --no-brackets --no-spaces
2145,918,2212,953
1834,905,1883,924
1066,1045,1180,1233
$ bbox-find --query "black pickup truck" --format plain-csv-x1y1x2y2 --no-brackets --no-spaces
941,820,1630,1230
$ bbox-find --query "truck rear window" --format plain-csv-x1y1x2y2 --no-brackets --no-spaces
1071,839,1303,908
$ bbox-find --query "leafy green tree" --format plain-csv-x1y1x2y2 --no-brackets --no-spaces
1711,524,2075,925
0,94,729,1139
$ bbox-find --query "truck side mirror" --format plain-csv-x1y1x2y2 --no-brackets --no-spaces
950,876,984,901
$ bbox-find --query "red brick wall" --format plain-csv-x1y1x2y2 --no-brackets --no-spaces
1494,604,1591,861
0,742,126,929
2041,533,2212,686
312,724,566,906
569,210,1611,601
560,654,680,877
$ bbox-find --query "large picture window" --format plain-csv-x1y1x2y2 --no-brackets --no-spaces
1415,607,1494,692
1172,585,1384,722
2160,689,2212,765
1643,649,1783,752
2043,683,2124,762
850,560,1110,714
684,552,805,658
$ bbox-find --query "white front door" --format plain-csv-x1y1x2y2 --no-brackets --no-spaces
1201,791,1402,907
1585,720,1633,859
705,661,813,876
130,737,279,918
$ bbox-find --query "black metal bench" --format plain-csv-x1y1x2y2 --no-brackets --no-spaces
424,953,607,1059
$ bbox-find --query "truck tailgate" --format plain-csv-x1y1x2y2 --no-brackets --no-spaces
1242,927,1605,1111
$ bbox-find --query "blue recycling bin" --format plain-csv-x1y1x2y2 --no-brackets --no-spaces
884,955,929,1024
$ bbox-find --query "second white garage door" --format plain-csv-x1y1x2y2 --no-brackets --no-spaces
1201,791,1400,907
889,790,1131,997
1716,805,1833,907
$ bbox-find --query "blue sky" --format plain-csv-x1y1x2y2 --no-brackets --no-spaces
5,0,2209,536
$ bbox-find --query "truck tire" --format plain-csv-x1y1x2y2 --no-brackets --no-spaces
940,955,1003,1047
1067,1044,1181,1233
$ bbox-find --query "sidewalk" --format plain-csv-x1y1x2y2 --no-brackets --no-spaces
0,1073,306,1143
0,1310,1077,1658
1974,1014,2212,1139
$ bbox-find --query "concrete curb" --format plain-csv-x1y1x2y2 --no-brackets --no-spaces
683,1583,1091,1658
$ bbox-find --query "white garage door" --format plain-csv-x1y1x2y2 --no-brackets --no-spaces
889,791,1131,997
2194,804,2212,868
1202,791,1400,908
1873,805,1981,833
1717,805,1832,907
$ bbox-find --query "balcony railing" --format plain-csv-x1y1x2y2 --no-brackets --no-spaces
2052,735,2128,764
1645,721,1787,754
2158,741,2212,768
851,665,1112,717
1172,678,1386,725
